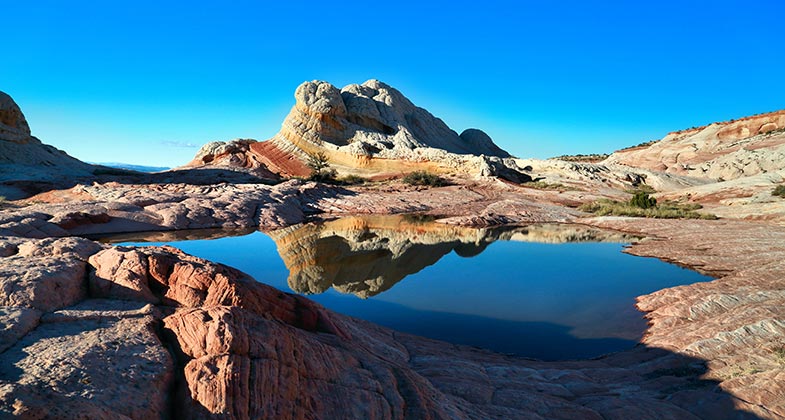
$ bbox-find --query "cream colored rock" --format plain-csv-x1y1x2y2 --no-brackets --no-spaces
186,80,532,183
604,110,785,181
278,79,510,158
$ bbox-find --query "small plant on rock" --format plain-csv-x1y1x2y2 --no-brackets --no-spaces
773,184,785,198
306,152,337,182
773,347,785,366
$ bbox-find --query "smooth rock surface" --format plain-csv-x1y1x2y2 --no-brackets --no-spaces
0,301,173,419
604,110,785,181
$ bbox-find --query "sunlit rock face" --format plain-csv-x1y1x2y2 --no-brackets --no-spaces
187,80,533,182
274,79,511,159
603,109,785,181
267,215,635,298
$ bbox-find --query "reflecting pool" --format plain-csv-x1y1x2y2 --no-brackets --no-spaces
101,215,711,360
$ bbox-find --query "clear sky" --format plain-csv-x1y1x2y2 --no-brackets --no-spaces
3,1,784,167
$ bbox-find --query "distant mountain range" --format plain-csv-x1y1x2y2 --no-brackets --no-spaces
93,162,170,173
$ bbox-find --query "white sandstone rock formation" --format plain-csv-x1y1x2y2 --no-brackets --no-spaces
188,80,529,182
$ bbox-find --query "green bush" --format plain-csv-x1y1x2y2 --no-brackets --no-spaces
773,184,785,198
338,175,368,185
625,184,657,195
402,171,445,187
523,181,574,191
306,152,336,182
579,199,717,220
630,191,657,209
307,168,337,182
306,152,330,172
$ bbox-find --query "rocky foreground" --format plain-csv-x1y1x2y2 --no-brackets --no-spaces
1,191,784,419
1,84,784,418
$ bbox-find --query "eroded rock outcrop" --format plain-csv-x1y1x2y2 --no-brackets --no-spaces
187,80,531,183
189,139,283,180
274,79,511,159
0,237,172,419
0,180,344,238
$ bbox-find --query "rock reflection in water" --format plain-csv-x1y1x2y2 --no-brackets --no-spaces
91,227,256,244
266,215,636,298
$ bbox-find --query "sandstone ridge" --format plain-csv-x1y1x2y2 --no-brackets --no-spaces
604,110,785,181
0,91,96,185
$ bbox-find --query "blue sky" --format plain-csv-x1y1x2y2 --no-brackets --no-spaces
3,1,784,167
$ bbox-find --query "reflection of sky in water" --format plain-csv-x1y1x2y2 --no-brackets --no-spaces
118,228,710,361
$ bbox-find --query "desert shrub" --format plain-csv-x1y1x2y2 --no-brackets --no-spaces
338,175,368,185
306,152,337,182
773,184,785,198
625,184,657,195
773,347,785,366
618,139,659,152
630,191,657,209
579,199,716,220
523,181,574,191
550,153,609,163
306,152,329,172
402,171,444,187
307,168,337,182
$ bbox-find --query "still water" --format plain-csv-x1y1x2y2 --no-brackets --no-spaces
102,215,711,360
